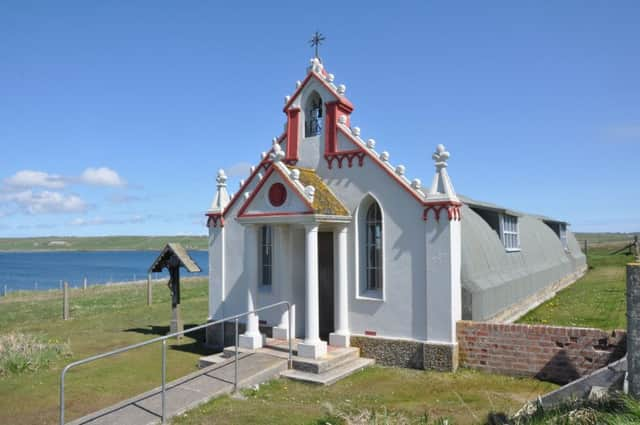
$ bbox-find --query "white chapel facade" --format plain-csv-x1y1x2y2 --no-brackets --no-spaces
205,58,585,369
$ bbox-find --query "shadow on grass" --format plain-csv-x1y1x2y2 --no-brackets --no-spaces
124,324,212,355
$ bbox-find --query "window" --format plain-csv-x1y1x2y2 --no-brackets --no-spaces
304,92,323,137
365,202,383,290
260,225,272,286
545,221,568,251
501,214,520,251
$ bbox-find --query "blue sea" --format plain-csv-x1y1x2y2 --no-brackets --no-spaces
0,250,209,292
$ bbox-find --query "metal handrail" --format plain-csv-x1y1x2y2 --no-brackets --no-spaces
60,300,292,424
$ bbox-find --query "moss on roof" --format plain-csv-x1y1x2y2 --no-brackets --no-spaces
293,167,350,216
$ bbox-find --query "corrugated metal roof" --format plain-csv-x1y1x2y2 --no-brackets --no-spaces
149,243,201,273
460,204,585,321
458,194,568,225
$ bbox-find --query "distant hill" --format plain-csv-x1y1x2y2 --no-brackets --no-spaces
0,236,208,252
574,232,639,248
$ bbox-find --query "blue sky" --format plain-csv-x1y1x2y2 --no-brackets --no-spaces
1,1,638,237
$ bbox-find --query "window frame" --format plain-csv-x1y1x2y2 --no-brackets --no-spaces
500,214,521,252
365,203,383,291
356,196,385,301
260,225,273,287
304,92,323,138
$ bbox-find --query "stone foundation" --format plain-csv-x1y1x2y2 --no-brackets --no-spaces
350,334,458,371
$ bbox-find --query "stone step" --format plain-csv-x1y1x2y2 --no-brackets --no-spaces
281,357,375,386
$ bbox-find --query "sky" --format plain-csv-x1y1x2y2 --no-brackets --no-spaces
1,1,639,237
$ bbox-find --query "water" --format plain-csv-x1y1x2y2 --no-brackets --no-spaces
0,250,209,292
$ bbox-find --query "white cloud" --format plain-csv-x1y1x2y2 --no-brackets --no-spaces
1,190,87,214
4,170,66,189
604,123,640,144
70,214,147,226
79,167,127,187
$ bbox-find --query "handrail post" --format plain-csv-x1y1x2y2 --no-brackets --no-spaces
234,318,239,393
161,340,167,423
287,303,292,369
60,369,65,425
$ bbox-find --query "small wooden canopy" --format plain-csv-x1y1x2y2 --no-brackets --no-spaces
149,243,201,273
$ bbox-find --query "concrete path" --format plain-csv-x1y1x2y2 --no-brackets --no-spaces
67,353,287,425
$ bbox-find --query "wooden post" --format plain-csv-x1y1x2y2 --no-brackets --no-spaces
63,282,70,320
627,263,640,399
584,240,588,256
147,273,152,306
83,276,87,290
3,284,7,297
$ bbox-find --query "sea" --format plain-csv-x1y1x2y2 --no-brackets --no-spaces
0,250,209,292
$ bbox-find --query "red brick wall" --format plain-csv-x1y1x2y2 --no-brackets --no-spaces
457,321,626,384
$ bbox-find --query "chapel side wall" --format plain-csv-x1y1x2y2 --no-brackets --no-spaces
317,152,428,341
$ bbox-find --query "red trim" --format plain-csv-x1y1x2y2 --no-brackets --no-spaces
364,330,377,336
324,149,366,169
239,211,314,218
337,126,426,205
422,201,462,222
286,108,300,162
325,102,338,154
236,165,314,218
207,214,224,228
283,72,354,113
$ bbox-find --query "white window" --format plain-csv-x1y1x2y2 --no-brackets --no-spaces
260,225,272,286
365,202,383,290
501,214,520,251
559,224,568,250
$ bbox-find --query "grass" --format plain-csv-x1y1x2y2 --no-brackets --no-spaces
0,332,71,377
517,245,632,330
0,278,211,425
0,235,208,251
0,278,556,425
171,367,556,425
513,392,640,424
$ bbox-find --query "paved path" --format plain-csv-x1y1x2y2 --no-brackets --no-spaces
67,353,287,425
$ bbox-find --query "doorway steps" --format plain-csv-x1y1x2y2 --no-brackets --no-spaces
198,337,374,386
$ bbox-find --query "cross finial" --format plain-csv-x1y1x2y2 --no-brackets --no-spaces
309,31,326,61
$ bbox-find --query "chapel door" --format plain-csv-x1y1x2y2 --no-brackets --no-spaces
318,232,335,340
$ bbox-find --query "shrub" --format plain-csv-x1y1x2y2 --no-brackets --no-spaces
0,332,71,377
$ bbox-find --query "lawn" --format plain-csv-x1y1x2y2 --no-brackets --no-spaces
172,367,555,425
517,245,632,330
0,279,212,425
0,278,556,425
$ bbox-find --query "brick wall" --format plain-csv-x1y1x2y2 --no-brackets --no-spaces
457,321,626,384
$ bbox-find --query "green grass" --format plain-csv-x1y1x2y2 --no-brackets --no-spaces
0,279,557,425
172,367,556,425
0,279,211,425
517,245,632,330
0,235,207,251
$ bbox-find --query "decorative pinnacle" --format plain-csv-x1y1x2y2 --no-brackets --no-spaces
216,169,227,186
432,144,450,169
270,143,285,162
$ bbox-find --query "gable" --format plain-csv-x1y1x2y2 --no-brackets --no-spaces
237,165,314,218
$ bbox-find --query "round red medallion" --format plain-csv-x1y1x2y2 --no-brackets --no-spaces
268,183,287,207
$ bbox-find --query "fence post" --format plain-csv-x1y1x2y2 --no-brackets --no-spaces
3,284,7,297
628,262,640,399
584,240,588,256
147,273,152,306
63,282,70,320
83,276,87,290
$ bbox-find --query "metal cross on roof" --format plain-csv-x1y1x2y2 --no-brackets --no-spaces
309,31,326,60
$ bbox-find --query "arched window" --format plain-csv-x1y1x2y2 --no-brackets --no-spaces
304,92,323,137
365,202,383,290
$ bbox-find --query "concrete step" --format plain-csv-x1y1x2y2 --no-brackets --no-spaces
281,357,375,386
